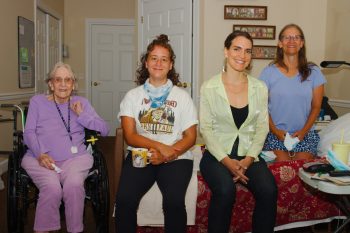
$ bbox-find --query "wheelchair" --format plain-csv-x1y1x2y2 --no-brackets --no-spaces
4,104,109,233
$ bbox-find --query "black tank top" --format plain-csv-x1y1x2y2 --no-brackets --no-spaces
229,105,248,157
230,105,248,129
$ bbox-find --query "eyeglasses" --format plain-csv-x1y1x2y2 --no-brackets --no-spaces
148,56,170,64
280,35,303,41
52,77,74,85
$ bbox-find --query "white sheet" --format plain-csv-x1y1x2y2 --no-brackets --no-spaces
136,145,203,226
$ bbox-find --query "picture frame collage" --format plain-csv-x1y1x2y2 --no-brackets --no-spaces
224,5,276,60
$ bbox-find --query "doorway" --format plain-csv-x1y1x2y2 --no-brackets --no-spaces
86,20,136,135
138,0,200,103
35,6,61,94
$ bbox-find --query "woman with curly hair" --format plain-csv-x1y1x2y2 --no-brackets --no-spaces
115,34,198,233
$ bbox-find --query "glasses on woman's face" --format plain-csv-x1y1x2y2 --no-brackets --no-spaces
52,77,74,85
148,55,170,65
280,35,303,42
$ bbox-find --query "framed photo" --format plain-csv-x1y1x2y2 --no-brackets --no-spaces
233,25,276,40
18,16,35,88
252,45,276,60
224,5,267,20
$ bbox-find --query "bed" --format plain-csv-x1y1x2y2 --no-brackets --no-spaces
113,129,344,233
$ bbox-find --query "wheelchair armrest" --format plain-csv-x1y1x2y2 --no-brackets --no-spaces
84,129,100,147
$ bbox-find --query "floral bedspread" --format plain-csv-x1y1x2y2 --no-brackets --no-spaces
137,160,342,233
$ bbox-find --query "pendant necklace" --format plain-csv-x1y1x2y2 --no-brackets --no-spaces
53,96,78,154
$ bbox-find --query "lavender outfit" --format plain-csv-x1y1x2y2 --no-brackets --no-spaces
21,94,109,233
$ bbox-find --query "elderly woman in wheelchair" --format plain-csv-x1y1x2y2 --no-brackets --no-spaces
21,62,109,233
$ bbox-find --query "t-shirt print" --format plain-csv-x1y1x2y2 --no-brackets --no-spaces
138,98,176,134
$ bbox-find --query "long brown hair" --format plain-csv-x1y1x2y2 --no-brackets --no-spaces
135,34,179,85
273,23,316,82
224,30,253,71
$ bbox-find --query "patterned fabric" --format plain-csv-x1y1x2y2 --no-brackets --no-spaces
263,130,320,156
136,159,343,233
144,78,173,108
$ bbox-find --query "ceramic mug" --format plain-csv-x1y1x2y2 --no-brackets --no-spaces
131,148,151,168
332,143,350,165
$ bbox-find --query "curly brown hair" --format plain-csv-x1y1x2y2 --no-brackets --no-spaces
273,23,316,82
135,34,179,85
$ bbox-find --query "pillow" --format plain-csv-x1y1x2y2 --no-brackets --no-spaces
318,113,350,156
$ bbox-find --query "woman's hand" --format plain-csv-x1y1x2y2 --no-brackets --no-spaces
38,154,55,170
239,156,254,174
273,128,286,141
221,157,249,184
157,144,178,162
148,148,165,165
71,101,83,116
292,130,307,141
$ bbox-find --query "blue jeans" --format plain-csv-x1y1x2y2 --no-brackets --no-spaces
115,153,193,233
200,150,277,233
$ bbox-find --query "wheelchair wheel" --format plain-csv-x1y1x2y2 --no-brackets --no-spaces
7,153,25,233
7,131,33,233
86,148,109,233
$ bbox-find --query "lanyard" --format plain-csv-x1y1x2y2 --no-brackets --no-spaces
53,96,72,141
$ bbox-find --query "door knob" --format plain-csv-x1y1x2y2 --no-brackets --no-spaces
177,82,188,88
92,81,100,86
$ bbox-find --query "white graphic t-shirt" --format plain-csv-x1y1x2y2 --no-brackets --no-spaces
118,85,198,160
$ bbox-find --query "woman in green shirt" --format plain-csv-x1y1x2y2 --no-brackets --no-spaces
199,31,277,233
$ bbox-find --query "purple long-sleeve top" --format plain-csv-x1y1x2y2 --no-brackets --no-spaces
24,94,109,161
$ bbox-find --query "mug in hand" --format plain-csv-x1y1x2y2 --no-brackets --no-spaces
131,148,151,168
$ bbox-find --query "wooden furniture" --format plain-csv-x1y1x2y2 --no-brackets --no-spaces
96,128,124,233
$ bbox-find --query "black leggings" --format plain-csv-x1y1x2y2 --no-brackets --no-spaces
115,153,193,233
200,150,278,233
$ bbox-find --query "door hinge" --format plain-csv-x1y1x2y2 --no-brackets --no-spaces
141,16,144,23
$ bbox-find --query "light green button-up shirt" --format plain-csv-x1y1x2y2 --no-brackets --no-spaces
199,73,269,162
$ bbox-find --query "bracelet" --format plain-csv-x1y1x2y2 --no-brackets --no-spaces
288,151,296,158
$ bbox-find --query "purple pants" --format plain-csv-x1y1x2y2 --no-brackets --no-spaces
21,153,93,233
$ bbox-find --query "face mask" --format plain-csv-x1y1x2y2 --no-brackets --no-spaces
284,132,300,151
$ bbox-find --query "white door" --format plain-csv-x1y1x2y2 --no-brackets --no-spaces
35,8,47,94
138,0,193,95
89,23,136,135
35,8,61,94
48,15,60,71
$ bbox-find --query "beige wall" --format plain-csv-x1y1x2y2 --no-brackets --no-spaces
1,0,350,151
37,0,64,16
63,0,135,91
201,0,327,81
0,0,63,151
324,0,350,116
0,0,34,151
200,0,350,117
0,0,34,95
